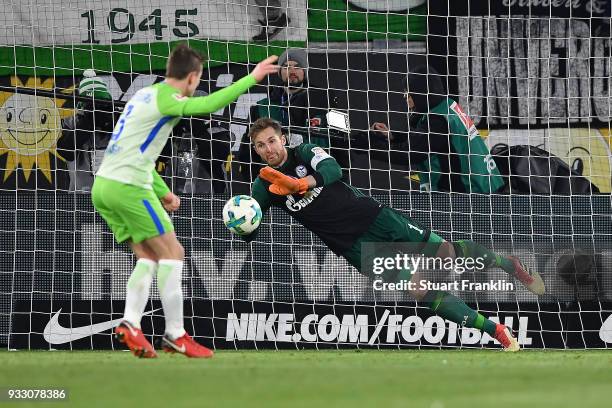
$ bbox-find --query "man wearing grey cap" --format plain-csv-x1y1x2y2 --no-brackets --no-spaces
238,48,329,181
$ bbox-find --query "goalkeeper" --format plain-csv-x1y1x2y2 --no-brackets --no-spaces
92,44,279,358
244,117,545,351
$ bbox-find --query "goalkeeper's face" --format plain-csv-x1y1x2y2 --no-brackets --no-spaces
253,127,288,167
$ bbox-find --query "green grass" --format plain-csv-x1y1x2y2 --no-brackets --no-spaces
2,350,611,408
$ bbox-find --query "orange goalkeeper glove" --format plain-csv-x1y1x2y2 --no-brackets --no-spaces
259,167,309,195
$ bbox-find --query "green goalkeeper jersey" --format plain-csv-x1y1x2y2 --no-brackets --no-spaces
249,144,383,254
96,75,256,192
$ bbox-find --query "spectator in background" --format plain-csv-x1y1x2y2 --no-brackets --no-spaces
238,48,329,181
67,69,117,191
252,0,290,42
370,65,505,194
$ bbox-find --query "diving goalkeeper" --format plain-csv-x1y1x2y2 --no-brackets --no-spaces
244,117,545,351
92,44,279,358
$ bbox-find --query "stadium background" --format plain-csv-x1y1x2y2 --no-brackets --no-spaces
1,1,611,351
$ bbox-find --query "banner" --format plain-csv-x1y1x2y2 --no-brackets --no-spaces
0,1,308,76
3,191,612,348
308,0,426,42
0,2,308,46
0,192,610,302
0,1,428,76
9,299,612,349
447,0,610,19
429,1,612,127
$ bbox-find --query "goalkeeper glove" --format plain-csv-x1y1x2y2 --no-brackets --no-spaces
259,167,309,195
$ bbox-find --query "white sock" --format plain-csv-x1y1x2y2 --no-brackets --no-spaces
157,259,186,339
123,258,156,329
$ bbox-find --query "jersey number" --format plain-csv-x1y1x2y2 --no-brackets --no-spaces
111,104,134,141
484,154,497,173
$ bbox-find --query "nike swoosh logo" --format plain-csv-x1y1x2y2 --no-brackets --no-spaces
163,338,186,353
600,314,612,344
43,308,161,345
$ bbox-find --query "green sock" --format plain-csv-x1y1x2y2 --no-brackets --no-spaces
422,290,497,336
453,240,514,274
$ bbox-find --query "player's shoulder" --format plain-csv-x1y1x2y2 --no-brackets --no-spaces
127,84,157,106
154,81,188,103
296,143,322,152
295,143,332,168
295,143,326,158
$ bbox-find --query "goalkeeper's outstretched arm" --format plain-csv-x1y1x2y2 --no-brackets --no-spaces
159,56,280,117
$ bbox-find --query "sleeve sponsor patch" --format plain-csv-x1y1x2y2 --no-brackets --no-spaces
450,101,478,139
310,146,331,170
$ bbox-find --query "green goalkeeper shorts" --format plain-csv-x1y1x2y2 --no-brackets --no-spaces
91,176,174,244
342,207,444,280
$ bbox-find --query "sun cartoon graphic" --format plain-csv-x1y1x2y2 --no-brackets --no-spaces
0,77,74,183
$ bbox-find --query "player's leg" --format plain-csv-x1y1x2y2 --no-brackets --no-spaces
409,236,519,351
91,178,158,357
139,232,185,339
135,222,213,358
451,240,545,295
111,182,183,341
380,216,518,350
114,241,158,358
410,269,518,351
346,207,519,351
121,241,157,330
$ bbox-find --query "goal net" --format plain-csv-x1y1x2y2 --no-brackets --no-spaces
1,1,611,350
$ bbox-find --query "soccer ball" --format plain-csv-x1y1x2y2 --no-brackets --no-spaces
223,195,262,235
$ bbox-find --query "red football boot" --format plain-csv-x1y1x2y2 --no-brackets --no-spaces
494,324,520,352
115,321,157,358
161,332,214,358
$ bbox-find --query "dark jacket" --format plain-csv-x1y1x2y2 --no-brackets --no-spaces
389,66,473,193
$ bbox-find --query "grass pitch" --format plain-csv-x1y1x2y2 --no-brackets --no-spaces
2,350,611,408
